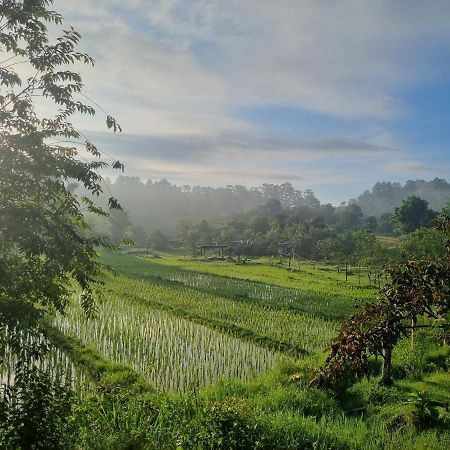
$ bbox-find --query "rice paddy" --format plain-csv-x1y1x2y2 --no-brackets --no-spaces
102,252,373,320
4,253,449,449
45,253,371,393
0,324,82,390
55,293,276,392
5,253,373,393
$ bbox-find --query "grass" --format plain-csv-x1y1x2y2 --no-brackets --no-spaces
15,251,449,449
45,324,154,393
49,253,349,392
100,252,371,320
376,235,398,248
141,253,376,296
0,324,81,390
104,272,338,355
54,288,279,392
71,357,450,449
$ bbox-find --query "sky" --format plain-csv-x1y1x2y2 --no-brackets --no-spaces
56,0,450,203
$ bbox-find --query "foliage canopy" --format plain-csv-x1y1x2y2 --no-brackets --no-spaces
392,195,436,234
0,0,123,380
311,216,450,388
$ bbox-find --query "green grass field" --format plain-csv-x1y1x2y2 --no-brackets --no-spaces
46,252,450,449
103,253,374,319
376,235,399,248
148,253,376,296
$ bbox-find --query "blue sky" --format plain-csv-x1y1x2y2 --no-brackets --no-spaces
58,0,450,203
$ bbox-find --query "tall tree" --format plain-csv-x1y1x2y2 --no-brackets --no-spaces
0,2,123,442
108,209,131,245
392,196,436,233
148,229,169,251
339,203,363,229
131,225,147,248
311,216,450,388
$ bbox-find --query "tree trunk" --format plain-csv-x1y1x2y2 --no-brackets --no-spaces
381,347,392,384
410,318,416,351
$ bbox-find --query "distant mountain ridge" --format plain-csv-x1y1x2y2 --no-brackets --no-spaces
91,177,321,233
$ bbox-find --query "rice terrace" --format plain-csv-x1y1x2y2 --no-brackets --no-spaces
20,250,450,448
57,254,355,391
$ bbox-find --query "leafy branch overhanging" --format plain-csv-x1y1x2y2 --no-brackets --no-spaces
311,215,450,388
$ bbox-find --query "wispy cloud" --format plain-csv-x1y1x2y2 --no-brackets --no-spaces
94,131,400,163
380,160,450,175
53,0,450,199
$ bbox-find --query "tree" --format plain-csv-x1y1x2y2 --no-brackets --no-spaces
392,195,436,234
248,216,270,234
130,225,147,248
398,228,446,261
311,216,450,388
292,224,330,261
364,215,378,232
376,212,395,235
338,203,363,229
319,231,358,281
196,219,214,245
269,213,288,232
148,229,169,251
261,198,283,216
0,1,123,444
358,238,397,287
174,220,196,251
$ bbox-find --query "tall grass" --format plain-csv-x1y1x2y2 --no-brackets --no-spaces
107,273,337,355
55,294,276,392
0,324,82,391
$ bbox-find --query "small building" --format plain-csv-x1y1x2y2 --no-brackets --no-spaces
198,244,231,257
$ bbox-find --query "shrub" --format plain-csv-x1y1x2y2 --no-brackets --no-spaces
0,369,74,450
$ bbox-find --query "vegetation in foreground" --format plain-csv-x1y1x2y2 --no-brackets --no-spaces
2,239,449,448
16,253,445,449
14,337,449,449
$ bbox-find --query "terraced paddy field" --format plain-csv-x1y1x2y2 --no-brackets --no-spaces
103,253,374,320
135,254,375,299
25,252,449,449
51,253,356,392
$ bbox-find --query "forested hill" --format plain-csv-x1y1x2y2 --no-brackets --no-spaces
84,176,450,237
89,177,321,233
354,178,450,217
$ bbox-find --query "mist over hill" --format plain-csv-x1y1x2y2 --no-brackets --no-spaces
84,176,450,239
92,177,321,233
353,178,450,217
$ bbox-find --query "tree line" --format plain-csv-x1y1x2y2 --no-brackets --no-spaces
82,176,450,262
98,187,448,274
354,178,450,216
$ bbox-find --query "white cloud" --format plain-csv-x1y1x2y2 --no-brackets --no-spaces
57,0,450,130
380,160,450,175
60,0,450,120
113,155,362,189
48,0,450,192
